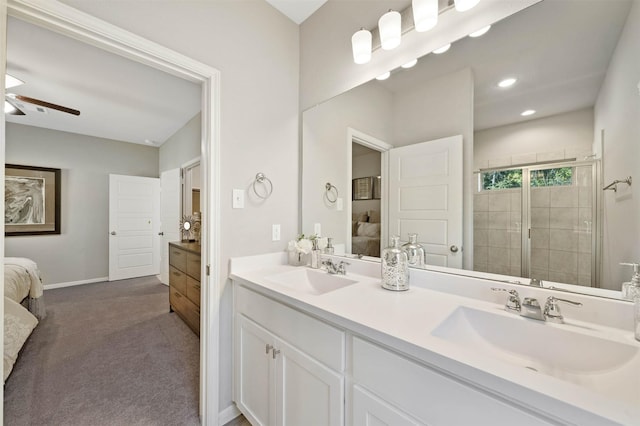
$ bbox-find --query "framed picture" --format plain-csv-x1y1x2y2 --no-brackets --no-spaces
5,164,61,236
352,177,373,200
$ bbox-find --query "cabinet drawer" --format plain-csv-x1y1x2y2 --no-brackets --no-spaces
170,289,200,335
236,285,345,371
169,246,187,271
186,276,201,307
351,337,546,425
187,253,201,279
169,266,187,294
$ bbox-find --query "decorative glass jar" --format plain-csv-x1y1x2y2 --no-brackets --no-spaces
401,233,425,268
381,235,409,291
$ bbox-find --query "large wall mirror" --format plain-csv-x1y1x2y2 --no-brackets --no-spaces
302,0,639,299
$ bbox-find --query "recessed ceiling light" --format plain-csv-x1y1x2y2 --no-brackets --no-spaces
5,74,24,89
521,109,536,117
376,72,391,81
432,43,451,54
469,25,491,38
498,77,517,88
144,139,156,145
401,59,418,69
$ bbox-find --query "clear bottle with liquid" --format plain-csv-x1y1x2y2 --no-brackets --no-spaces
381,235,409,291
621,262,640,301
324,237,334,255
401,233,425,268
310,239,321,269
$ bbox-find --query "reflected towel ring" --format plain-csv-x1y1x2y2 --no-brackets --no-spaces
253,173,273,199
325,182,338,204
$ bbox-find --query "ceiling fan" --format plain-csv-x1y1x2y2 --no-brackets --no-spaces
4,74,80,116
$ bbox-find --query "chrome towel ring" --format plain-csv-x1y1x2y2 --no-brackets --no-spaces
253,173,273,199
325,182,338,204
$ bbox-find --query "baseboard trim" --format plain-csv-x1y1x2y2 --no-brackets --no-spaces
219,404,241,425
44,277,109,290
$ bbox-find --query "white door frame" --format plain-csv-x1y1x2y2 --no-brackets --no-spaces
346,128,393,254
1,1,221,424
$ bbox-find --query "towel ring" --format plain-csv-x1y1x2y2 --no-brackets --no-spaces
325,182,338,204
253,173,273,199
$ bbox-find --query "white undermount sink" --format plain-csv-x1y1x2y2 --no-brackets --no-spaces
431,306,640,404
265,268,358,295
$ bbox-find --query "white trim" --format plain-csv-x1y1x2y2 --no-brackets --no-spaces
0,6,7,422
44,277,109,290
2,1,221,425
346,128,393,253
182,156,201,169
218,404,241,425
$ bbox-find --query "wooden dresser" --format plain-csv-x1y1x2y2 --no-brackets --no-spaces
169,241,201,336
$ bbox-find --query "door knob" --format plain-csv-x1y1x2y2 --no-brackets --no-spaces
110,231,117,236
158,232,164,236
449,245,459,253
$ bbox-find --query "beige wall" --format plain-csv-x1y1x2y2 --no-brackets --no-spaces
5,123,159,285
159,112,201,173
62,0,300,414
594,0,640,290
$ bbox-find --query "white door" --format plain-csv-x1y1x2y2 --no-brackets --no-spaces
109,174,161,281
160,168,181,284
388,135,463,268
275,337,344,426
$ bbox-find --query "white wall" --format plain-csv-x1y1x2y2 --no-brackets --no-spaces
302,81,393,245
475,108,594,169
60,0,300,414
594,0,640,290
5,123,159,285
159,112,201,173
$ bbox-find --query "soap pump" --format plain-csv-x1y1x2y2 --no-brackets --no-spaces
620,262,640,301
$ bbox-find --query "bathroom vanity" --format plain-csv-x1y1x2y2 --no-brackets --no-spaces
230,253,639,426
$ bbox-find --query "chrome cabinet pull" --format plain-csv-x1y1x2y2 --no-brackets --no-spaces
110,231,117,235
265,344,273,354
272,349,281,359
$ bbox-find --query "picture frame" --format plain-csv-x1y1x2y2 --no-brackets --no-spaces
352,176,373,200
5,164,61,236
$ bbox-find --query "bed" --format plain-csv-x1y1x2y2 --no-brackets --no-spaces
351,210,381,257
4,257,45,382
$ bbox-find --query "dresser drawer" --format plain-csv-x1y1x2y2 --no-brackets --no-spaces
169,246,187,271
170,288,200,335
186,253,201,279
169,266,187,294
186,276,201,307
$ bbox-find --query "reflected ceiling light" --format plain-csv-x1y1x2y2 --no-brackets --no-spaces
5,74,24,89
4,100,17,114
351,28,372,64
521,109,536,116
498,77,517,88
379,10,402,50
376,72,391,81
401,59,418,69
432,43,451,54
412,0,438,32
469,25,491,38
455,0,481,12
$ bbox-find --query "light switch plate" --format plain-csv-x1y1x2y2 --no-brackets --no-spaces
272,224,281,241
232,189,245,209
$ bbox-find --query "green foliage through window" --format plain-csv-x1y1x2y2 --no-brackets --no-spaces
482,170,522,190
481,167,573,191
530,167,573,187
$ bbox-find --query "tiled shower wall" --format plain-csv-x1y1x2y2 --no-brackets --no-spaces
473,165,594,286
473,188,522,276
530,165,593,286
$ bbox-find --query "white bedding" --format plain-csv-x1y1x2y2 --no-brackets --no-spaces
4,297,38,382
4,257,46,319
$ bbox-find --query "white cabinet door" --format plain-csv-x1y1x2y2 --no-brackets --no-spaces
275,338,344,426
237,315,276,426
352,385,423,426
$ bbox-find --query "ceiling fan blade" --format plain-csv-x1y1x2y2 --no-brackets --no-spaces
14,95,80,116
4,98,25,115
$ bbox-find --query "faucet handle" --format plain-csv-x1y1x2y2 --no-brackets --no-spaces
336,260,350,274
491,287,521,313
544,296,582,323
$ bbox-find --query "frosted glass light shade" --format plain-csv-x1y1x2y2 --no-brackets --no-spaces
455,0,480,12
412,0,438,32
5,74,24,89
352,29,372,64
379,10,401,50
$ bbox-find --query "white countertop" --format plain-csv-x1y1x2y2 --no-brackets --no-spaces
230,252,640,425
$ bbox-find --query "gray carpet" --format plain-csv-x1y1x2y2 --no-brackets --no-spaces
4,276,200,426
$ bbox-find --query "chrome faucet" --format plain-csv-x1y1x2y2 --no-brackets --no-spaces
322,258,350,275
492,288,582,323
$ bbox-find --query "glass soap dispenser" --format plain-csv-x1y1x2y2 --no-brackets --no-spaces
401,233,425,268
621,262,640,301
381,235,409,291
